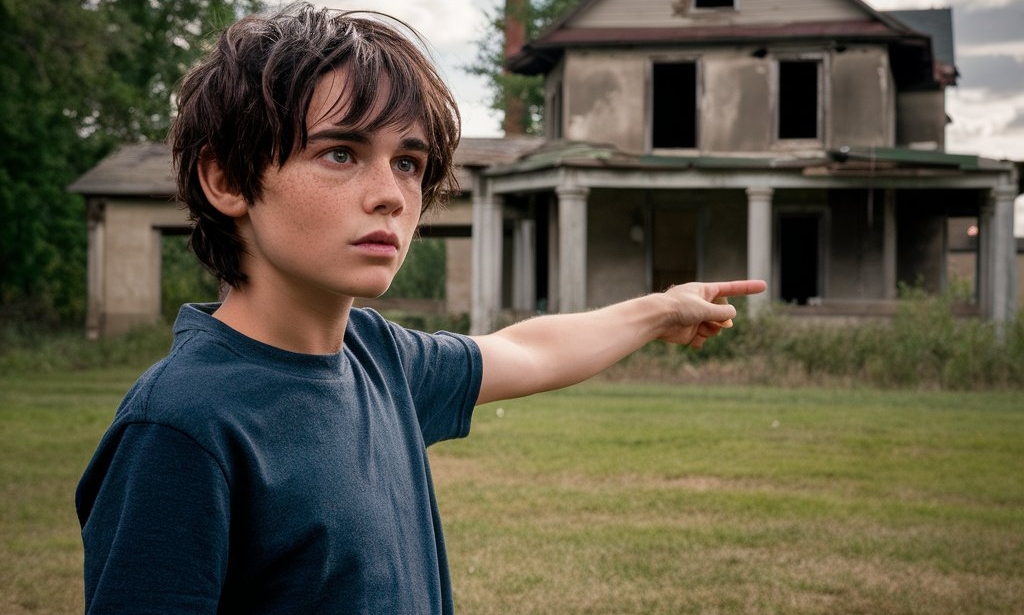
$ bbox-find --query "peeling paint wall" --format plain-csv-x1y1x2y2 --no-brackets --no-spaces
563,52,647,152
896,90,946,149
830,46,893,148
702,54,774,152
559,42,903,155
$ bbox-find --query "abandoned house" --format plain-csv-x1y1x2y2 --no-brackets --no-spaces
70,0,1021,338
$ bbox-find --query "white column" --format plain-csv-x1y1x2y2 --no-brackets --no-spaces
985,185,1018,327
556,184,589,313
86,199,106,339
882,190,897,300
511,218,536,312
746,187,773,315
470,177,503,334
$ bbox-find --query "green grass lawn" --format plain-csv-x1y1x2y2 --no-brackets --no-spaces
2,372,1022,614
434,385,1024,615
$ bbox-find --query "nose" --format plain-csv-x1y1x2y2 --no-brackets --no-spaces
363,159,405,217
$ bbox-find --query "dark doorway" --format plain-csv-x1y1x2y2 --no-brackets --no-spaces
652,206,698,291
779,214,819,304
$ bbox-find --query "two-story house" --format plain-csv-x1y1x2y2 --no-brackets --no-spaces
465,0,1018,333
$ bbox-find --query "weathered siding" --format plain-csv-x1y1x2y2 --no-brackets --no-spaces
564,51,647,152
830,47,893,148
896,90,946,149
570,0,869,28
701,53,774,152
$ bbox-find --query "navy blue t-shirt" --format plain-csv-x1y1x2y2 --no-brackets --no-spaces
76,304,483,614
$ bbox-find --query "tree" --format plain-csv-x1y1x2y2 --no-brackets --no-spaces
0,0,262,327
464,0,578,136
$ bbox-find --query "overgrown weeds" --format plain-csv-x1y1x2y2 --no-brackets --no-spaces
0,322,172,375
608,289,1024,390
2,291,1022,389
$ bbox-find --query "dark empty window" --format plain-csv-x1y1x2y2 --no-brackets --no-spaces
778,60,819,139
652,62,697,149
694,0,734,8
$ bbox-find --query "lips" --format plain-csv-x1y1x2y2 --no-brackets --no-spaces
353,230,400,256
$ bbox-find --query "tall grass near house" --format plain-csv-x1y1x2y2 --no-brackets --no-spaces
610,290,1024,390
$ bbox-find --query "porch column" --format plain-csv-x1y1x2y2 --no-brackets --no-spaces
746,187,773,315
86,199,106,340
980,184,1018,327
882,190,897,300
556,184,589,313
470,177,503,334
511,218,536,312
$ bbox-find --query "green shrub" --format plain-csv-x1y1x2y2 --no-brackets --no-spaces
0,323,172,375
731,286,1024,390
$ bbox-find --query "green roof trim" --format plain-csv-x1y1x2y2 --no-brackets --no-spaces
832,146,989,169
485,140,1010,176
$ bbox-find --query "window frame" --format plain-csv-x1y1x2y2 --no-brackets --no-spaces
773,54,828,148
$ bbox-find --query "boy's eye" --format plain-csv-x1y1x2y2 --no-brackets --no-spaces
396,158,419,174
327,150,351,164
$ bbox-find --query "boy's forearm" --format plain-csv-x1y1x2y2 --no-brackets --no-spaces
471,280,764,405
473,293,682,404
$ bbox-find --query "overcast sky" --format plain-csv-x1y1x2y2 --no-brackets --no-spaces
314,0,1024,162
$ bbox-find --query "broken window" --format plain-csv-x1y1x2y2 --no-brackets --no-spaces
652,62,697,149
778,60,820,140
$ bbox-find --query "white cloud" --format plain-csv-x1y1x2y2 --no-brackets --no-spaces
959,41,1024,61
946,88,1024,160
314,0,486,48
311,0,500,136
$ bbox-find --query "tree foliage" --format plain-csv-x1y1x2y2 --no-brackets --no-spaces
0,0,262,327
464,0,578,135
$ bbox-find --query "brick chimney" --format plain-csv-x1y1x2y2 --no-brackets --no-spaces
502,0,527,135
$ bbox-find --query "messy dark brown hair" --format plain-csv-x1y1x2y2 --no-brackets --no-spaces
170,2,461,288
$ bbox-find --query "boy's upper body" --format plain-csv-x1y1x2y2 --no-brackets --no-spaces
76,3,766,614
77,304,480,614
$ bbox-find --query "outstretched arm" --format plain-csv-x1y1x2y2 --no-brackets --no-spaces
471,279,766,405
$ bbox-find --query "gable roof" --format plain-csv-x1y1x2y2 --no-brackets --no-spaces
884,8,957,85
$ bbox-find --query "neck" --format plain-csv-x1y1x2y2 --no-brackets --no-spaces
213,285,353,355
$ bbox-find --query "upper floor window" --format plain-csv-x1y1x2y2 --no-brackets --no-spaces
651,61,697,149
778,60,821,140
693,0,735,9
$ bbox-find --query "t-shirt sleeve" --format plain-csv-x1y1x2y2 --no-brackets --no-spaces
384,323,482,446
77,422,230,614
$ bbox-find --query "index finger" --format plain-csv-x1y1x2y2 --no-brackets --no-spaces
709,279,767,298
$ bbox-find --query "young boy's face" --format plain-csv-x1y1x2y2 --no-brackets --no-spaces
241,66,429,304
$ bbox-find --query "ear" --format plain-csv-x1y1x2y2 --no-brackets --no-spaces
197,151,249,218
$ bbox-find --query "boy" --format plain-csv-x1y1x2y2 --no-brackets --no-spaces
75,3,766,614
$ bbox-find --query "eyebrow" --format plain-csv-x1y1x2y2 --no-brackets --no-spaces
307,129,430,154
